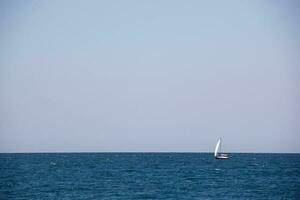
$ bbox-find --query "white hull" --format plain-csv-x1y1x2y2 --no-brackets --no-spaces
215,155,229,159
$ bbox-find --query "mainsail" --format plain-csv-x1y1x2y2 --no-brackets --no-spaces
214,138,221,157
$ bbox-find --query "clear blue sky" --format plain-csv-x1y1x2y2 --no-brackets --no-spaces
1,0,299,153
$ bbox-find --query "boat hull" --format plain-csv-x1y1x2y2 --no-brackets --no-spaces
215,156,229,159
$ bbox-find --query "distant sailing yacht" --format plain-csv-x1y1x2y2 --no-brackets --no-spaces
214,138,229,159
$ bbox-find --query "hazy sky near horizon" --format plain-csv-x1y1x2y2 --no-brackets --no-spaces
1,0,299,153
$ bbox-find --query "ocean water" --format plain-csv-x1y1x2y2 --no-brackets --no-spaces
0,153,299,199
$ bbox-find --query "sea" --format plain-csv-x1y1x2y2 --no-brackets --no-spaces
0,153,299,199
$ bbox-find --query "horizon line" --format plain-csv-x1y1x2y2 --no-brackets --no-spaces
0,151,299,154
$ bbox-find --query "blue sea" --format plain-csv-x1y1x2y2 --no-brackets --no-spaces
0,153,299,199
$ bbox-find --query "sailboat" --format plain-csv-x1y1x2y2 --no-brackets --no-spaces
214,138,229,159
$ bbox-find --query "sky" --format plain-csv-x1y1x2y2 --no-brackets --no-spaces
0,0,299,153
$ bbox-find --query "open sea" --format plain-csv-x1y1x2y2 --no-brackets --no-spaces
0,153,299,199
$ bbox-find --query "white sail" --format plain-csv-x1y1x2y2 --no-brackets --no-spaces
214,138,221,157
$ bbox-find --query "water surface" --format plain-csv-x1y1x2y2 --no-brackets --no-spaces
0,153,299,199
